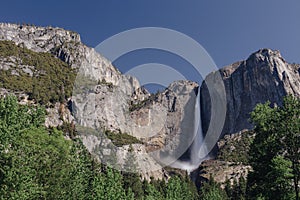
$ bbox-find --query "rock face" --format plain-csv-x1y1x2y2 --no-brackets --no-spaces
198,160,251,188
0,23,141,95
198,49,300,186
201,48,300,136
1,23,300,181
75,80,200,179
0,23,147,126
196,130,254,187
0,23,201,180
72,77,198,141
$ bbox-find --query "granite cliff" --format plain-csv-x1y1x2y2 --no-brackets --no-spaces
0,23,200,180
199,49,300,185
0,23,299,181
201,48,300,137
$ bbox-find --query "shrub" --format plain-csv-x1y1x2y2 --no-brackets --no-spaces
0,40,76,105
104,129,143,147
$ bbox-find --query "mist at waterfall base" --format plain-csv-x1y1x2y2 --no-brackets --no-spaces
170,87,209,173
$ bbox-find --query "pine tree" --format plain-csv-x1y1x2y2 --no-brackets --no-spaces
64,139,93,199
165,175,198,200
122,145,144,199
224,177,232,199
92,166,128,200
200,175,228,200
144,180,164,200
166,176,183,200
247,95,300,200
238,176,246,200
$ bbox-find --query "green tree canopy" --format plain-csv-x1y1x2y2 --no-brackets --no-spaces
247,95,300,200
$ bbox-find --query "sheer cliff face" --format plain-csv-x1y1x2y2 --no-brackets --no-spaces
0,23,141,94
3,23,299,140
0,23,147,128
0,23,200,179
0,22,198,142
1,23,300,178
201,48,300,136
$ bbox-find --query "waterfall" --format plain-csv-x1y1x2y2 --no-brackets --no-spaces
190,86,208,167
170,86,208,173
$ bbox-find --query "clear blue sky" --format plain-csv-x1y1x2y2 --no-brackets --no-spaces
0,1,299,79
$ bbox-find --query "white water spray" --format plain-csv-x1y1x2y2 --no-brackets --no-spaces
190,86,208,167
170,87,209,173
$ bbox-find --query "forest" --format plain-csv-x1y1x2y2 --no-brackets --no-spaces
0,94,299,199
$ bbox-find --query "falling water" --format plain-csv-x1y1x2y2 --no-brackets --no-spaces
190,86,208,167
170,86,208,173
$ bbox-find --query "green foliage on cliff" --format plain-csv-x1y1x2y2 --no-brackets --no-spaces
217,131,255,164
104,129,143,147
0,40,76,104
129,92,159,112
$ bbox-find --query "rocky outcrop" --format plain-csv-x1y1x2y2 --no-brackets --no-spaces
0,23,162,178
201,48,300,136
76,80,200,179
45,103,74,128
196,130,254,187
0,23,202,180
0,23,143,98
1,23,300,181
197,49,300,186
198,160,251,188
